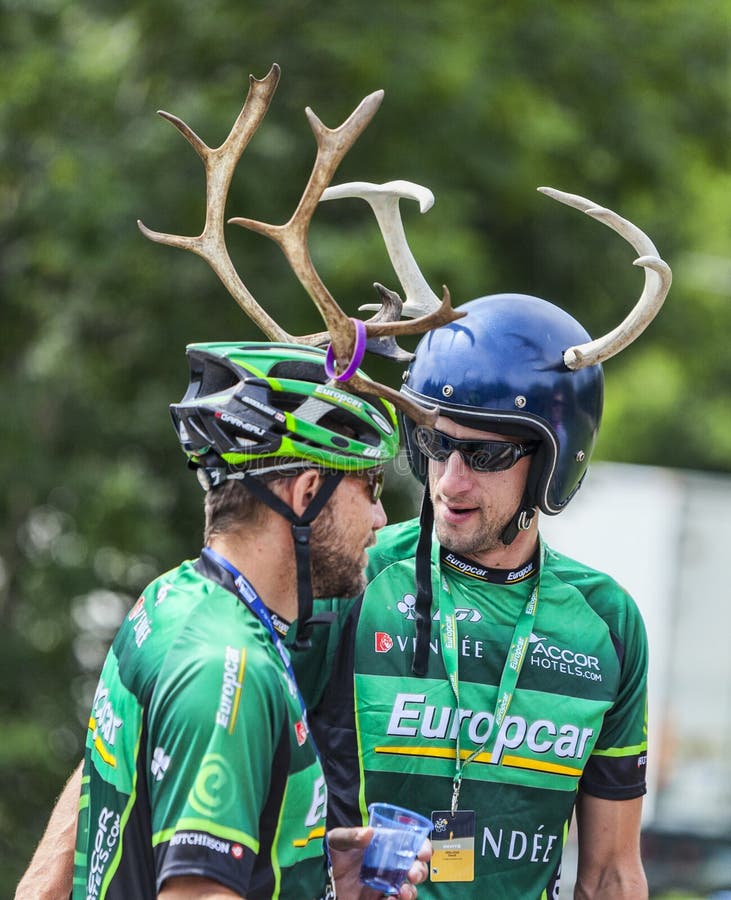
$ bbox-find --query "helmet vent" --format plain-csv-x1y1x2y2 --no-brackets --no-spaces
235,437,261,449
195,359,240,396
269,360,327,384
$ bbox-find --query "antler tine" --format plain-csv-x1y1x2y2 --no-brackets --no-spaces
138,64,290,342
361,284,415,362
538,186,672,370
361,286,464,337
321,180,442,318
346,371,439,428
229,91,385,364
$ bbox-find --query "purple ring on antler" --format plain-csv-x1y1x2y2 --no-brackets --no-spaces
324,318,367,381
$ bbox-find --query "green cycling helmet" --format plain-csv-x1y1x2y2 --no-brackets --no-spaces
170,342,399,484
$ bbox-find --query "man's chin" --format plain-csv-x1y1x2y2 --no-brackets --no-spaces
435,519,476,552
434,518,501,558
312,571,367,601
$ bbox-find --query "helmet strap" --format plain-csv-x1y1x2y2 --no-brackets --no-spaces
240,471,344,650
499,491,536,546
412,487,435,676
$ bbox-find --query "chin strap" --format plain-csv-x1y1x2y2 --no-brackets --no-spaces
412,487,435,676
240,472,344,650
499,488,536,546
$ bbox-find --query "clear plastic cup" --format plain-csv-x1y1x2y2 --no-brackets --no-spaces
359,802,432,895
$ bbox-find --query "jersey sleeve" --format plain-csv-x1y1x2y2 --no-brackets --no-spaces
580,593,649,800
146,626,285,896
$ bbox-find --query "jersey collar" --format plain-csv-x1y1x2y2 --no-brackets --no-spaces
439,544,540,585
194,551,291,637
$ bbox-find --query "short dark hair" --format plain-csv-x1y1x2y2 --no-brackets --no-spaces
203,476,275,544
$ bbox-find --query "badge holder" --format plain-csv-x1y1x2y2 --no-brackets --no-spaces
430,809,476,882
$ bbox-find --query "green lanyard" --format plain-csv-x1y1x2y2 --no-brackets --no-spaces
438,539,542,814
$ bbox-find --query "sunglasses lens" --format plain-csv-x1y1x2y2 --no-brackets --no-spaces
469,443,518,472
414,427,450,461
414,427,533,473
360,467,385,503
371,469,384,502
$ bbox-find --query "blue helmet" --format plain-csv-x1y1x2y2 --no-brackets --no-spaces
401,293,604,517
399,190,671,676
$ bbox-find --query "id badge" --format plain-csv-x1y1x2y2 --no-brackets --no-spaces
429,810,475,882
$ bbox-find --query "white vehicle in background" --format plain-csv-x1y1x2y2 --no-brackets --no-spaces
542,461,731,897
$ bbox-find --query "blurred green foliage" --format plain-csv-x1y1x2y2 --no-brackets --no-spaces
1,0,729,892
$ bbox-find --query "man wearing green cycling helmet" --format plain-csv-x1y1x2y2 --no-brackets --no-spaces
17,64,448,900
17,342,429,900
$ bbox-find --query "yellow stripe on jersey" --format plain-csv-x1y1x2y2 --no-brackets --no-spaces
375,745,581,777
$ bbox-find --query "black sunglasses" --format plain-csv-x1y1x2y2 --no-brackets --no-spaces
414,427,538,473
352,467,385,503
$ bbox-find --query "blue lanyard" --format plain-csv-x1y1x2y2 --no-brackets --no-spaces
202,547,307,721
202,547,335,895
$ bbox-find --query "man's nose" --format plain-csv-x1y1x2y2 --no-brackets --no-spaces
435,451,473,492
372,498,388,530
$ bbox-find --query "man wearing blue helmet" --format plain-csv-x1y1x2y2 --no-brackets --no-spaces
305,293,651,899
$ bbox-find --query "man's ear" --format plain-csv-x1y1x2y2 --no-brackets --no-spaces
285,469,323,517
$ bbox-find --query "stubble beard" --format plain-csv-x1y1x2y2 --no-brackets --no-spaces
309,503,368,600
433,504,514,559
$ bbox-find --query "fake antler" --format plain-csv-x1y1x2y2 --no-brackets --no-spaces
139,64,462,425
320,180,443,319
138,66,287,341
538,187,672,370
